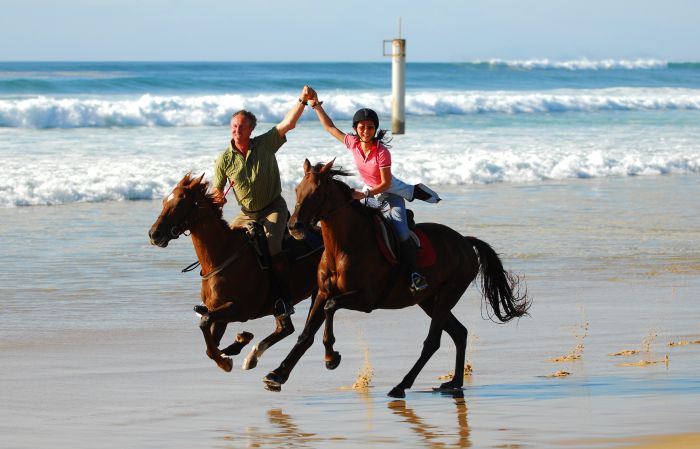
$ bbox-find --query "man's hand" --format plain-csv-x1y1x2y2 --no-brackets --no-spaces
211,188,227,208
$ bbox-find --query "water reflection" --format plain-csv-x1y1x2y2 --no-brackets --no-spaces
388,391,471,448
216,391,470,449
219,407,330,449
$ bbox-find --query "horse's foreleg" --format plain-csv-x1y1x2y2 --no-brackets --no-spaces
321,290,365,371
211,322,227,348
243,315,294,370
322,301,341,370
222,331,255,357
263,297,327,392
198,302,237,372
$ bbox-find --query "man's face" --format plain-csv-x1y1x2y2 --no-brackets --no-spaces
230,114,254,146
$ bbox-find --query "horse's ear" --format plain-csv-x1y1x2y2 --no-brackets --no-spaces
320,158,335,174
303,159,311,174
197,173,205,184
179,173,192,187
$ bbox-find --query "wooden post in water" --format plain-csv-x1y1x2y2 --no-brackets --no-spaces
384,20,406,134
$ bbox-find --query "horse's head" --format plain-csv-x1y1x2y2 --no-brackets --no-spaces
149,173,209,247
289,158,353,240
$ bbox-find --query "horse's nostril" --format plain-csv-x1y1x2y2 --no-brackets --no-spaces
292,221,304,230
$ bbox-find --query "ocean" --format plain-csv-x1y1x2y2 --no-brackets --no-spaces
1,60,699,206
2,60,700,449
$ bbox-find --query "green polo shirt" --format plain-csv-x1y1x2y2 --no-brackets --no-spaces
212,127,286,212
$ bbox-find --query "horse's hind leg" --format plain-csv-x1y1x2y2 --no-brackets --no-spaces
388,309,446,398
243,315,294,370
436,313,468,391
387,283,469,399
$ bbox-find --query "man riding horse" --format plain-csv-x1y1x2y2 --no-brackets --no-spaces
210,85,317,320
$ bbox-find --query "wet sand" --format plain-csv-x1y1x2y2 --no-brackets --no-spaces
2,174,699,448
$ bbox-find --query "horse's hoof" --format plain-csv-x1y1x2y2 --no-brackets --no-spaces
263,372,283,392
221,344,240,357
325,351,341,370
242,355,258,370
438,380,463,391
218,357,233,372
387,386,406,398
237,331,254,344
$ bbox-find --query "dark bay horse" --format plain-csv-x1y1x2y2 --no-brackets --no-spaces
263,160,530,397
148,174,321,372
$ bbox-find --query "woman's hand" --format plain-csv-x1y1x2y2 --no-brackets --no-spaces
352,188,369,200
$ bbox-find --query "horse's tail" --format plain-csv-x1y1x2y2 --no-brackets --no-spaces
465,236,531,323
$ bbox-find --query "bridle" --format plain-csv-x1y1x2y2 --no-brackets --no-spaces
165,194,202,239
165,189,249,280
295,174,352,225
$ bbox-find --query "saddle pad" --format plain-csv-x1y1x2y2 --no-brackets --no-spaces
414,228,437,268
372,216,436,268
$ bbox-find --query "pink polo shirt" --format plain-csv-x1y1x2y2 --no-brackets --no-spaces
344,134,392,188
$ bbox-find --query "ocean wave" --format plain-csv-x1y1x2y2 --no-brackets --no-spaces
2,88,700,129
3,147,698,207
478,58,668,70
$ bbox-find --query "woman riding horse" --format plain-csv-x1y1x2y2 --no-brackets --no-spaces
262,160,530,398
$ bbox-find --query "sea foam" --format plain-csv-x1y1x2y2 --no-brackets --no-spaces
3,133,698,207
2,88,700,129
480,58,668,70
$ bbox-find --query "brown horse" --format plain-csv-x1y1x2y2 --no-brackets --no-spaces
262,160,530,398
148,174,322,372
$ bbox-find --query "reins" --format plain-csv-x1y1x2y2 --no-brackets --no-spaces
200,242,247,280
176,180,247,279
314,179,353,221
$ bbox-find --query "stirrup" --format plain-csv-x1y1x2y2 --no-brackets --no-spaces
410,273,429,293
274,298,295,318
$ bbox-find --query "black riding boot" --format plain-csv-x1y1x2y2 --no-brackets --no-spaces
271,252,295,318
400,239,428,293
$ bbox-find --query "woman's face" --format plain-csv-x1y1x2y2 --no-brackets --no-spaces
355,120,376,142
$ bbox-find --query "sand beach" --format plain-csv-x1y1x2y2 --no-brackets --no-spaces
2,173,699,449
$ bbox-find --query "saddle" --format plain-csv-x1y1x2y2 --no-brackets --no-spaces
371,209,436,268
246,220,323,270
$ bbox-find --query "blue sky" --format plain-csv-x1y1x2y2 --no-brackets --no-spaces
2,0,698,62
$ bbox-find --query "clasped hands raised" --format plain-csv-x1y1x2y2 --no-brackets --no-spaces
301,85,323,109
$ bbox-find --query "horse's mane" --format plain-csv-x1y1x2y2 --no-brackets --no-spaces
178,173,247,237
310,162,384,220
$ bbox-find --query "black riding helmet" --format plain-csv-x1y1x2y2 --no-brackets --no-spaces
352,108,379,131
